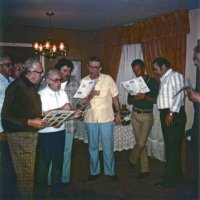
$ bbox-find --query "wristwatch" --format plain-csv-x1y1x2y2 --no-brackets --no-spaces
169,112,173,116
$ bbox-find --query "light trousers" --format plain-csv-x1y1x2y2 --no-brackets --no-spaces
85,121,115,176
129,111,153,172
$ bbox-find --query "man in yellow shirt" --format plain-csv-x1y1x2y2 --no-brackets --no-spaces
83,56,121,181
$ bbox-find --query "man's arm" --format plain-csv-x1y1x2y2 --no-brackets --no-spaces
112,95,121,124
187,90,200,103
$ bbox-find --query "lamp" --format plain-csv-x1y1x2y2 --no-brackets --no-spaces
32,12,68,60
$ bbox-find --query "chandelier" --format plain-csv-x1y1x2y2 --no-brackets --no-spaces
32,12,68,60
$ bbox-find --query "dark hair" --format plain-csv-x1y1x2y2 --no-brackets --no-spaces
88,56,101,63
194,46,200,53
131,59,145,68
152,57,171,69
54,58,74,71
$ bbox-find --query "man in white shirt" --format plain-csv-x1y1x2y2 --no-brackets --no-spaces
35,68,71,199
152,57,186,188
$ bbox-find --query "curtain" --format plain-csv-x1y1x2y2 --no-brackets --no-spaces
96,10,190,80
116,44,143,106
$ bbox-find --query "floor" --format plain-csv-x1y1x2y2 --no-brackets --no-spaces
46,139,195,200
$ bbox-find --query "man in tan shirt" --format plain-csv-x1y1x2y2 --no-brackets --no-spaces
83,56,121,181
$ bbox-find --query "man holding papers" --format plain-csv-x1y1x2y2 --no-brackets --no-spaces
82,56,121,181
128,59,159,179
35,68,71,199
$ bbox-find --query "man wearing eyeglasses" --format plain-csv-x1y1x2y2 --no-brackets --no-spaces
35,68,81,199
82,56,121,181
0,55,16,199
186,41,200,198
152,57,186,188
1,58,46,200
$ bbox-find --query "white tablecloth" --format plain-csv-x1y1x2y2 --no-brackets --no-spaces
74,117,165,162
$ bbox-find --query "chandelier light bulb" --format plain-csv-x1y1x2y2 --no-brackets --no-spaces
44,41,51,50
59,42,65,51
32,11,69,60
52,45,57,53
38,44,43,52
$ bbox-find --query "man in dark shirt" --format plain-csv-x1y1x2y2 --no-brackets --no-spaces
128,59,159,179
186,41,200,198
1,58,46,200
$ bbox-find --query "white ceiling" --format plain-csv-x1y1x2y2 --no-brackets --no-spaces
0,0,199,31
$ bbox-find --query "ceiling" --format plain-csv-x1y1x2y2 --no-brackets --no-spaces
0,0,200,31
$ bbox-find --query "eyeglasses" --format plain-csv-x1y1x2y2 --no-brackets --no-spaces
0,63,13,67
47,77,61,83
30,70,44,76
88,65,100,70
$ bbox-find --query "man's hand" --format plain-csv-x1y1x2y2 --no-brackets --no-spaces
74,108,83,118
187,89,200,103
61,103,72,110
165,112,173,127
27,118,46,129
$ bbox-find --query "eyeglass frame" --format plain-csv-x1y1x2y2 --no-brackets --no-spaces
47,77,61,83
0,63,13,67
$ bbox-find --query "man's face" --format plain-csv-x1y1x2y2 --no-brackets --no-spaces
132,64,145,77
152,63,165,77
0,58,13,78
193,52,200,70
60,66,72,82
28,63,44,85
47,72,61,91
87,61,101,80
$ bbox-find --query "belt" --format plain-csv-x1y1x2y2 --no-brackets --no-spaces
0,132,7,141
132,107,153,114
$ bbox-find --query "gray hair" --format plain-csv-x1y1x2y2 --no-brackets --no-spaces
45,68,60,79
23,58,42,74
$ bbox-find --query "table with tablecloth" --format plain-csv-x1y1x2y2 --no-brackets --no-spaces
75,107,165,162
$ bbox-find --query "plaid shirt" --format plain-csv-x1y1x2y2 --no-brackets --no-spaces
63,76,81,133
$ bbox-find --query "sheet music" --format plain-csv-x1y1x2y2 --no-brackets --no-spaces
74,79,97,99
42,110,75,127
121,76,150,95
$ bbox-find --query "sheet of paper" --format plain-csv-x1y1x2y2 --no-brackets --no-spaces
121,76,150,95
74,79,97,99
42,110,75,127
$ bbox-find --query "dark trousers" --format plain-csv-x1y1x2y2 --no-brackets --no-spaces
0,140,16,199
159,107,186,183
35,130,65,193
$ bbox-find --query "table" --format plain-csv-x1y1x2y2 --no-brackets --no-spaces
74,118,165,162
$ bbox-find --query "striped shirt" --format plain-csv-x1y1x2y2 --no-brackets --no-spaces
157,68,184,113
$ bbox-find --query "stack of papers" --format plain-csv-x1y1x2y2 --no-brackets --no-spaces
74,79,97,99
121,76,150,95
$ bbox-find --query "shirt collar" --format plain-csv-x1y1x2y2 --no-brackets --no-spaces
160,68,173,81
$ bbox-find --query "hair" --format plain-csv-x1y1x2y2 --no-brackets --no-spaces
88,56,101,63
23,58,42,74
54,58,74,71
131,59,145,68
152,57,171,69
45,68,60,79
194,39,200,53
0,55,11,65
